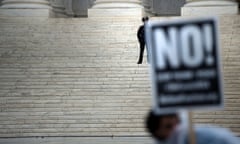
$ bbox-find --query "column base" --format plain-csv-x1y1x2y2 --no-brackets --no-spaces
49,10,68,18
92,3,142,8
181,0,239,16
92,0,143,8
0,9,50,17
88,8,143,17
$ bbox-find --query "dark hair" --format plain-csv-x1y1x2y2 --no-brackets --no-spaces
145,110,178,136
145,16,149,21
142,17,149,22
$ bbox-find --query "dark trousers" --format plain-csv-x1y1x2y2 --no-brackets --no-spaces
137,42,145,64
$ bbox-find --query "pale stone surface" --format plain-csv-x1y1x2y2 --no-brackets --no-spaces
0,15,150,137
0,9,50,17
1,0,50,8
0,14,240,138
89,0,143,17
0,137,238,144
181,0,239,16
92,0,142,8
0,137,153,144
88,8,143,17
0,0,50,17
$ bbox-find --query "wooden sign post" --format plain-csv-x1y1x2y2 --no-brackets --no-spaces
188,112,196,144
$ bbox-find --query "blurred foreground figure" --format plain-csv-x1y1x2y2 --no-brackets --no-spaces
146,111,239,144
137,17,149,64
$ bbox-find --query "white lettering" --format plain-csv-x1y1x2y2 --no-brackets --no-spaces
180,25,204,67
154,28,180,69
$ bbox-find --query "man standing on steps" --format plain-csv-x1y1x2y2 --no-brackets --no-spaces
137,17,149,64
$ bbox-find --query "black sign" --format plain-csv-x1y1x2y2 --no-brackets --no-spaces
145,17,223,113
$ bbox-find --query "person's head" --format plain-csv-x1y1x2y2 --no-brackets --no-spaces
145,16,149,22
146,110,180,141
142,17,149,23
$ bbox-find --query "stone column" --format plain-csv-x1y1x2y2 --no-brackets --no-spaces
142,0,154,15
89,0,143,17
64,0,89,17
72,0,89,17
0,0,50,17
181,0,239,16
64,0,74,16
50,0,66,17
89,0,95,7
92,0,142,8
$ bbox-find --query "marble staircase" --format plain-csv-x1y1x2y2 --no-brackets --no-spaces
0,14,240,137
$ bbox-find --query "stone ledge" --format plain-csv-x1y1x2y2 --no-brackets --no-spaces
181,6,239,16
88,8,143,17
181,1,239,16
0,9,50,17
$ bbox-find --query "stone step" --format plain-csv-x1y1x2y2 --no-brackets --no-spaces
0,15,240,137
0,137,154,144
